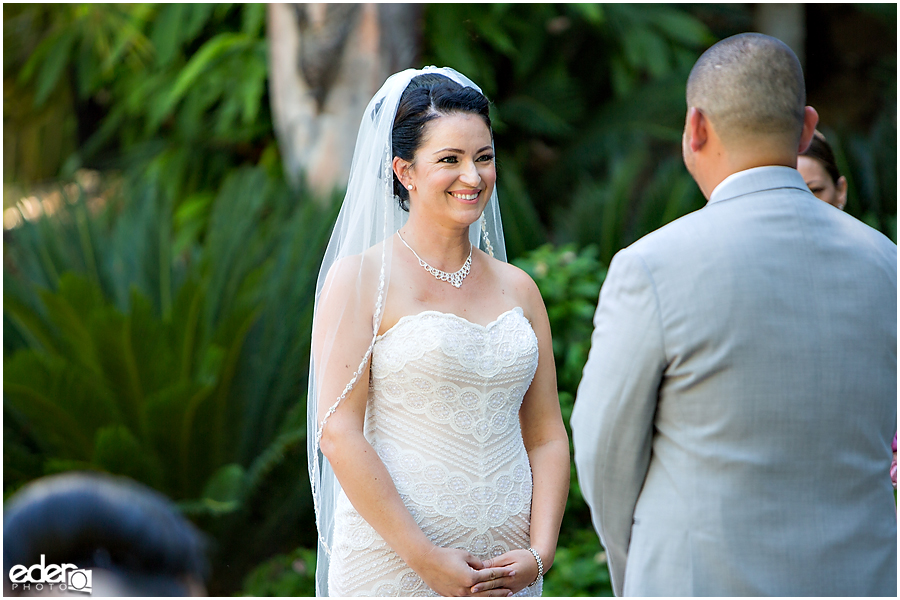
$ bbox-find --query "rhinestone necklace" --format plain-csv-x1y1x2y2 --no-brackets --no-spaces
398,231,472,289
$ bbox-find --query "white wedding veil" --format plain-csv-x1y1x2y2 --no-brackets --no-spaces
306,66,507,596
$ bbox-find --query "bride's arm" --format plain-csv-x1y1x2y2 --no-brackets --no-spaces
314,258,514,597
522,276,571,567
322,387,514,596
476,269,570,595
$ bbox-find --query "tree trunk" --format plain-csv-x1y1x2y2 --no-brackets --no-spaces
754,4,806,68
267,3,421,201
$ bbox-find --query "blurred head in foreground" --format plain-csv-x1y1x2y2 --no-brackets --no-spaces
4,472,208,596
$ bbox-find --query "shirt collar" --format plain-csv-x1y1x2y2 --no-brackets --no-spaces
708,166,810,205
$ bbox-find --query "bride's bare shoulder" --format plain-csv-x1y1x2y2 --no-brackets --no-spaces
320,242,388,299
481,252,544,310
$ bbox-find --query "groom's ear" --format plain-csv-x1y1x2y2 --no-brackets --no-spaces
797,106,819,154
687,107,709,153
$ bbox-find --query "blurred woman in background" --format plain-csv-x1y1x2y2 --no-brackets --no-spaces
798,130,848,210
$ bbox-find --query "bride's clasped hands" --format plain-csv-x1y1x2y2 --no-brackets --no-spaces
470,549,547,596
409,546,517,597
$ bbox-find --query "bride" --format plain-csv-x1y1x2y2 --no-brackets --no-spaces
308,67,570,597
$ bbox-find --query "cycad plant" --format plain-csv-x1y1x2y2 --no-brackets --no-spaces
4,166,337,593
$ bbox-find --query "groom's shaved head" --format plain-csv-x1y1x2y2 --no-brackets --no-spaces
687,33,806,149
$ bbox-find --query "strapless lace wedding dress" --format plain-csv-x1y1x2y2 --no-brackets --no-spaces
327,307,542,597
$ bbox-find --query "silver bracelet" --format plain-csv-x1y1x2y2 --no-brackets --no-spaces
527,547,544,587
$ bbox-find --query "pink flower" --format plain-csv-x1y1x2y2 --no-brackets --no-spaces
892,433,897,490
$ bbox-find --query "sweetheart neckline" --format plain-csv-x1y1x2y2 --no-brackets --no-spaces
376,307,526,341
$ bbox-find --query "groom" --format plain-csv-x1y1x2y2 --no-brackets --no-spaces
572,33,897,596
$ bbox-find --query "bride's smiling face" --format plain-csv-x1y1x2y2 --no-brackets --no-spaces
398,112,495,228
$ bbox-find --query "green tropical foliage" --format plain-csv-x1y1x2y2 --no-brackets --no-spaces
824,117,898,241
240,547,317,597
4,3,896,597
424,3,713,262
514,244,611,594
4,3,274,250
4,167,338,593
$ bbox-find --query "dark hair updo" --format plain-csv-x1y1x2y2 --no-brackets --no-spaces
391,73,492,211
800,130,841,185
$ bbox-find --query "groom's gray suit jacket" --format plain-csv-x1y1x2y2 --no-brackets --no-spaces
572,166,897,596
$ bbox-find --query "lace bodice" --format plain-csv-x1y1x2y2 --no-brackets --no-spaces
328,308,542,597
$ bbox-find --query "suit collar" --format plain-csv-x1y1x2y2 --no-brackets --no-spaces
708,166,810,205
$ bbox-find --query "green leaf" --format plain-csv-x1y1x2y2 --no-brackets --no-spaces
495,164,546,258
425,6,480,83
150,4,186,67
500,95,573,137
176,462,247,515
38,288,101,375
473,17,517,56
90,306,145,433
174,192,215,229
641,30,672,78
124,289,173,393
169,279,206,381
646,7,713,48
568,3,604,25
75,32,100,99
35,30,77,107
244,426,305,498
176,497,240,517
8,347,122,432
42,459,99,476
4,424,45,485
4,371,94,460
143,381,202,497
241,3,266,37
185,4,217,40
3,292,59,354
152,32,254,130
93,425,162,487
239,49,267,125
57,271,106,313
198,344,225,386
100,9,153,75
178,382,216,495
201,462,246,504
240,547,317,597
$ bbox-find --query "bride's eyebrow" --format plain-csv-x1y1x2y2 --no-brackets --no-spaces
431,146,493,155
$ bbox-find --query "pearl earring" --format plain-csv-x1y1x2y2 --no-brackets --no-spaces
407,184,413,190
